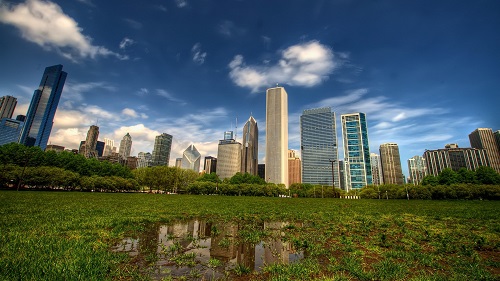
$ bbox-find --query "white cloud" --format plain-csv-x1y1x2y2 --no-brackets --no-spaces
122,108,148,119
123,18,142,30
175,0,187,8
62,81,117,105
0,0,127,61
191,43,207,65
217,20,245,37
156,89,187,105
119,37,135,49
228,40,340,92
136,88,149,96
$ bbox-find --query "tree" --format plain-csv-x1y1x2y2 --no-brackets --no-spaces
438,168,459,185
197,172,221,183
421,175,438,186
475,166,500,185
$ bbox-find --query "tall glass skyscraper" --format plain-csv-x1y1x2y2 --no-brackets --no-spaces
20,65,67,150
408,155,427,185
182,144,201,172
300,107,339,187
152,133,173,166
379,143,404,185
341,112,372,191
241,116,258,175
119,133,132,159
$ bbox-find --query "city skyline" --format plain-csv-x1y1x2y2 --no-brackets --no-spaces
1,0,499,177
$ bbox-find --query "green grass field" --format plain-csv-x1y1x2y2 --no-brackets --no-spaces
1,191,499,280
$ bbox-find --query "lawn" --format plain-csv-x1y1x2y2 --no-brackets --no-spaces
0,191,499,280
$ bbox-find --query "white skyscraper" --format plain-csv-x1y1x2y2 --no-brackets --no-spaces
182,144,201,172
103,138,115,157
370,153,383,186
217,132,242,180
265,86,288,187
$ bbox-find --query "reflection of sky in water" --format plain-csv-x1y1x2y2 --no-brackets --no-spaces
113,219,304,280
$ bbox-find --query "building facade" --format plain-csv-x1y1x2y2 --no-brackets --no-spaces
80,125,99,158
217,132,242,180
300,107,339,187
19,65,67,150
0,95,17,119
103,138,115,157
288,150,301,186
341,112,372,191
204,156,217,174
119,133,132,159
370,153,383,186
408,155,427,185
265,87,288,187
241,116,258,175
0,118,23,146
469,128,500,173
137,152,153,168
175,158,182,168
379,143,404,185
182,144,201,172
424,145,490,176
152,133,173,166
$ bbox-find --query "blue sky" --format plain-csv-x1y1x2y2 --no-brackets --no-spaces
1,0,499,176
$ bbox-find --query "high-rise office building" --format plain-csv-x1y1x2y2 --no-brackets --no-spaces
80,125,99,158
119,133,132,159
0,95,17,119
224,131,234,141
495,130,500,153
152,133,173,166
137,152,153,168
0,118,23,146
265,86,288,187
241,116,258,175
469,128,500,173
19,65,67,150
103,138,115,157
182,144,201,172
379,143,404,185
175,158,182,168
370,153,383,186
341,112,372,191
408,155,427,185
300,107,339,187
204,156,217,174
217,132,242,180
288,150,301,186
338,160,346,190
96,141,105,157
424,145,489,176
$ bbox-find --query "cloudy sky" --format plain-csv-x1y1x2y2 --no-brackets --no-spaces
1,0,499,176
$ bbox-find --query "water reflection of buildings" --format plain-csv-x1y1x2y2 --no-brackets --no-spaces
119,219,304,279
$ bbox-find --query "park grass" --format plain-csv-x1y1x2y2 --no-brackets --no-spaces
0,191,499,280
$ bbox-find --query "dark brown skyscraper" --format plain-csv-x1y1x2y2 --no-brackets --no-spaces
241,116,258,175
469,128,500,173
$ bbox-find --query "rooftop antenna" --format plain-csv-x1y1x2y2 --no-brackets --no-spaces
235,116,238,140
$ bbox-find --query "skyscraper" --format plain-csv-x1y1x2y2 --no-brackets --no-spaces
0,95,17,119
119,133,132,159
469,128,500,173
175,158,182,168
137,152,153,168
265,86,288,187
182,144,201,172
341,112,372,191
241,116,258,175
204,156,217,174
379,143,404,185
0,117,23,146
103,138,115,157
152,133,173,166
370,153,383,186
300,107,339,187
408,155,427,185
217,132,242,180
20,65,67,150
80,125,99,158
288,150,301,186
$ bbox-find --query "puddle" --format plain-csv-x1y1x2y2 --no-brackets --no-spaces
113,220,304,279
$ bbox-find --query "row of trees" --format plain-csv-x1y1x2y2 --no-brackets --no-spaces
132,166,199,193
0,143,133,178
359,184,500,200
0,164,139,191
421,167,500,185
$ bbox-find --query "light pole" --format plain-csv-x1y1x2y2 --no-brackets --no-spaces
329,159,336,198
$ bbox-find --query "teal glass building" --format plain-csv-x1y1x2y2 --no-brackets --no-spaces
341,112,372,191
19,65,67,150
